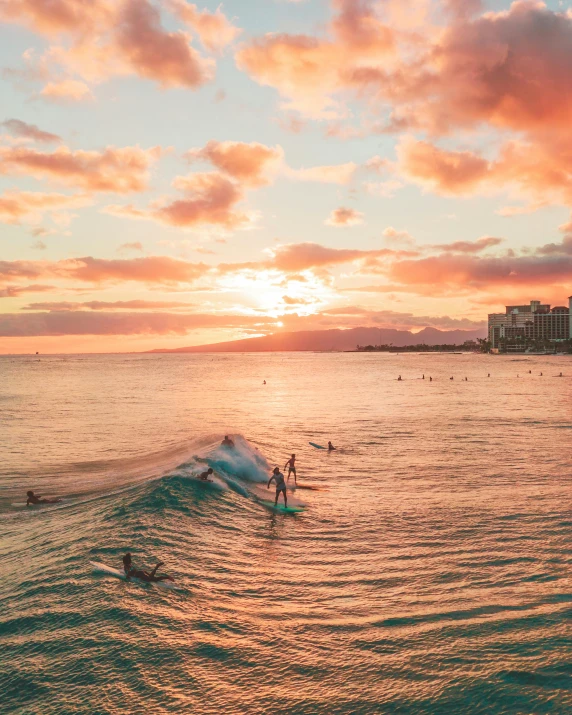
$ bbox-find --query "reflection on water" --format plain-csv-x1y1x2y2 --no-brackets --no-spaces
0,353,571,714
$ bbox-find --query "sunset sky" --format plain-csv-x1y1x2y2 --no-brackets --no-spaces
1,0,572,353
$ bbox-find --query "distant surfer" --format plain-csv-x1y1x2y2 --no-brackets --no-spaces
122,553,174,583
284,454,297,484
221,435,235,448
398,375,402,381
328,441,335,451
199,468,213,481
429,377,433,382
263,380,266,384
267,467,287,507
26,490,61,506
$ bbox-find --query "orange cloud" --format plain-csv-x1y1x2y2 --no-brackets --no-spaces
397,134,572,206
23,300,195,311
168,0,241,52
236,0,397,117
0,190,92,224
0,144,161,193
325,207,364,227
0,284,55,298
187,141,283,186
0,256,206,285
40,79,93,102
268,242,409,272
285,162,357,184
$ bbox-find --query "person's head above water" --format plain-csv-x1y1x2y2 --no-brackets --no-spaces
207,468,213,474
123,553,132,565
225,435,229,440
27,490,34,498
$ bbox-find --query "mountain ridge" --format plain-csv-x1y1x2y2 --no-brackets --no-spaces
148,326,487,353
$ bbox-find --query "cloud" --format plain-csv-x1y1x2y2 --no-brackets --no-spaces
0,0,217,93
285,162,357,184
387,253,572,293
430,236,503,253
0,284,55,298
267,242,408,272
167,0,241,52
0,310,275,337
40,79,93,102
113,0,214,88
382,226,415,247
397,137,490,195
396,134,572,206
0,144,161,193
106,171,254,230
118,241,144,253
186,141,283,187
0,190,92,224
22,300,195,311
325,207,364,227
236,0,397,117
1,118,61,143
0,256,207,285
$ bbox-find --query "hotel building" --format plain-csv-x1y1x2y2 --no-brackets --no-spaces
488,298,572,350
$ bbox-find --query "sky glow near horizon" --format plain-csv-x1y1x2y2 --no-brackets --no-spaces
1,0,572,352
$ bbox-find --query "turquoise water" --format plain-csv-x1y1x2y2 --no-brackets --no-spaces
1,353,571,714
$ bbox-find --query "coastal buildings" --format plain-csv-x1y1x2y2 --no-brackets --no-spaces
488,299,572,351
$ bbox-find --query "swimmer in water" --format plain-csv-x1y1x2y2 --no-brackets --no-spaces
122,553,174,583
198,468,213,481
284,454,297,484
263,380,266,385
429,377,433,382
267,467,287,507
328,441,336,451
26,490,61,506
221,435,235,448
398,375,402,381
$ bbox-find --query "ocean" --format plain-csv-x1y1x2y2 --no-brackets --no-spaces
0,352,570,714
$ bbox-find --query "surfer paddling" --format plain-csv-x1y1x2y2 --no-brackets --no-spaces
199,468,214,481
122,553,174,583
328,441,335,451
221,435,235,448
284,454,297,484
26,490,61,506
268,467,288,508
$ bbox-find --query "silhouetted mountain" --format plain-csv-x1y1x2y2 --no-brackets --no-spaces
149,326,487,353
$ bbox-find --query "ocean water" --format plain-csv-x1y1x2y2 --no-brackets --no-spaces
0,352,571,714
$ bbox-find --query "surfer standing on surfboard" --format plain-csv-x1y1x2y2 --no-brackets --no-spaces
268,467,288,507
284,454,297,485
122,553,174,583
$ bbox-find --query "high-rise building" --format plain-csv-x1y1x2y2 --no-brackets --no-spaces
488,298,572,350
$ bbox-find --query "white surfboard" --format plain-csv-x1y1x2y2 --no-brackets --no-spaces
90,561,180,590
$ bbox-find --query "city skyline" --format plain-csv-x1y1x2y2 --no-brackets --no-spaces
2,0,572,353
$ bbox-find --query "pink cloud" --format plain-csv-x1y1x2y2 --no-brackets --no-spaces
114,0,214,88
0,284,55,298
0,144,161,193
1,119,61,143
187,141,283,187
430,236,503,253
325,207,364,227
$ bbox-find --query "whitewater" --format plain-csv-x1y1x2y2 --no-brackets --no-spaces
0,352,570,714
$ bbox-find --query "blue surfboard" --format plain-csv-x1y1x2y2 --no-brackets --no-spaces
309,442,325,449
